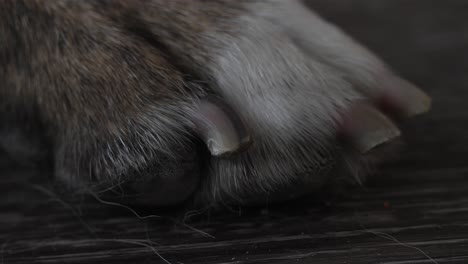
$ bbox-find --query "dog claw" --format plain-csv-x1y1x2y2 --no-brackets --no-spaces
343,104,401,153
192,97,252,157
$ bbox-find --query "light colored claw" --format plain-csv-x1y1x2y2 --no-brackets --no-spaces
344,104,401,154
192,97,252,157
384,76,432,118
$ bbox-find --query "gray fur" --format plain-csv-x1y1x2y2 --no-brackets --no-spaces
0,0,426,207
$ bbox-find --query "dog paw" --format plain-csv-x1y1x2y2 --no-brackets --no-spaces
0,0,431,207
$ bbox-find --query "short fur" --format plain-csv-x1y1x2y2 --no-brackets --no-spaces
0,0,420,207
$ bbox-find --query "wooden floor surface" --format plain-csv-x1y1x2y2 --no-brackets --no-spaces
2,1,468,263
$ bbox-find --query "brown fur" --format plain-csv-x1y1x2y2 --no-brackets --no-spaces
0,0,426,207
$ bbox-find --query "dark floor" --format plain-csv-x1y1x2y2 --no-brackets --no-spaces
2,1,468,263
